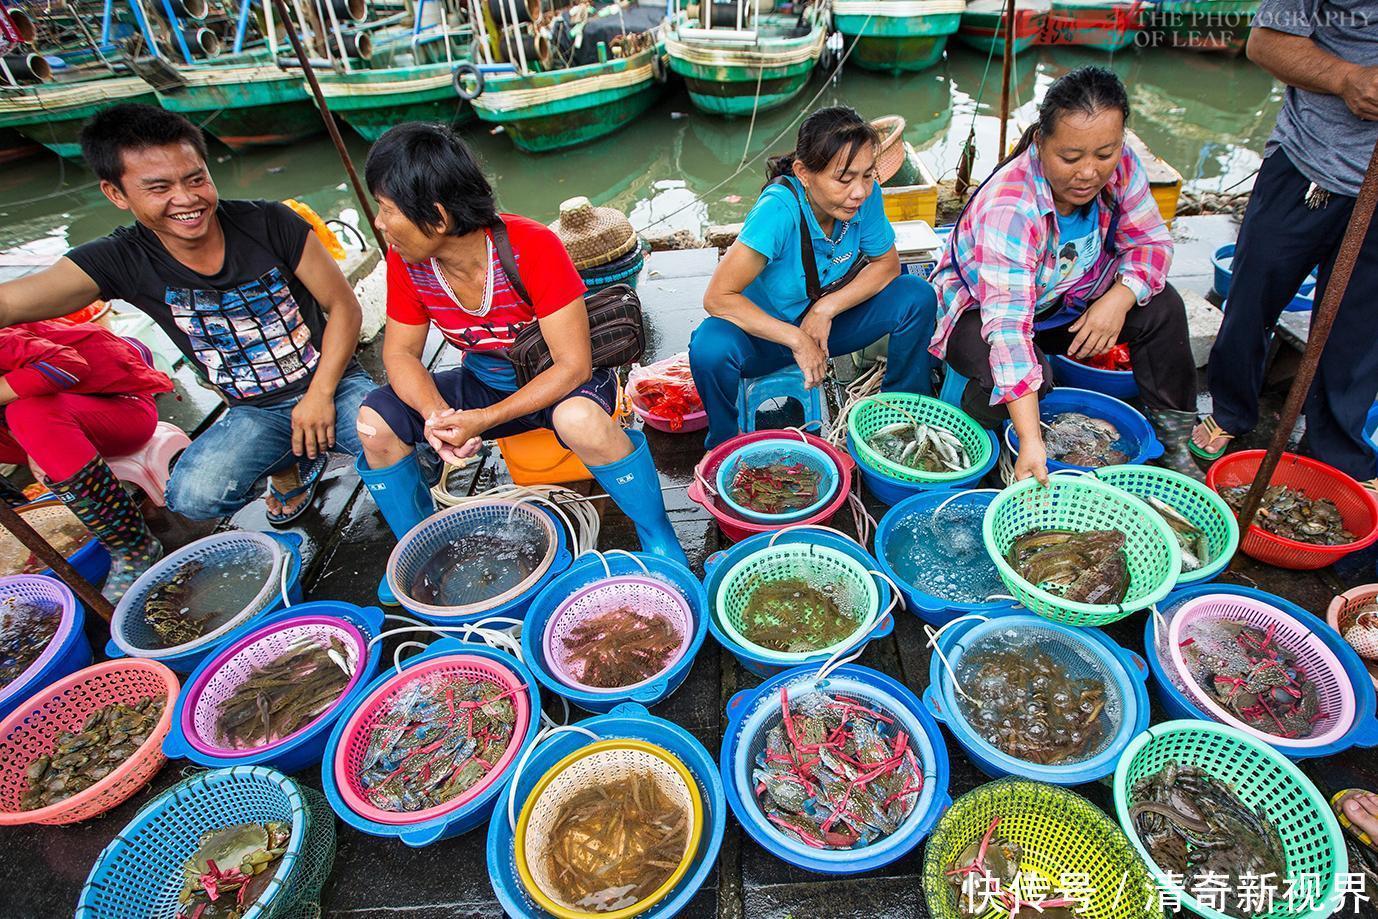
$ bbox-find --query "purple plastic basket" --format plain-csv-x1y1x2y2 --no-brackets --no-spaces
0,574,84,714
181,615,368,758
541,576,693,694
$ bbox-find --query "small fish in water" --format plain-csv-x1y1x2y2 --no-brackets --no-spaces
560,605,682,689
21,695,164,810
867,422,970,474
1007,529,1130,605
1144,496,1209,572
1130,762,1286,919
1042,412,1129,468
738,578,860,653
214,636,353,749
945,816,1079,919
0,598,60,686
728,460,821,516
1220,483,1355,546
177,820,291,919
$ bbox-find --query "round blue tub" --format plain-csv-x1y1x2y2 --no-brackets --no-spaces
1005,387,1163,473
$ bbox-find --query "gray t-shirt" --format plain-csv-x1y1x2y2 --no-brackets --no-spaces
1254,0,1378,197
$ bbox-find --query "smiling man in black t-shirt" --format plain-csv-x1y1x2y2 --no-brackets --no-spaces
0,104,372,526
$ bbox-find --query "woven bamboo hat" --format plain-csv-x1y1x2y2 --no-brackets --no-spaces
549,196,639,270
870,115,908,185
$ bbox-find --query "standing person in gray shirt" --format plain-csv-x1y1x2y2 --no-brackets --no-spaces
1190,0,1378,486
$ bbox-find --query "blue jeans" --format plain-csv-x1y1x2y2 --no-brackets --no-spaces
167,365,375,519
689,273,937,449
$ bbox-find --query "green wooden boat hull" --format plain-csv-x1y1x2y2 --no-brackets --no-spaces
834,13,961,72
670,57,814,116
318,66,472,142
957,8,1046,55
1143,0,1256,53
3,86,157,159
157,71,320,150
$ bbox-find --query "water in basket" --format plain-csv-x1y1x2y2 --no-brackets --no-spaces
884,498,1003,605
543,577,693,693
0,589,62,689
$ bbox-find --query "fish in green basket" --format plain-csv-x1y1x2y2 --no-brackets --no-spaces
1144,496,1209,573
867,422,969,474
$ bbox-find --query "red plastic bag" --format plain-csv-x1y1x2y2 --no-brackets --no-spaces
626,353,703,431
1074,342,1132,372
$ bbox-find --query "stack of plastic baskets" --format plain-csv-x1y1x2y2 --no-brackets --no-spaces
107,530,304,672
524,551,708,713
163,602,385,773
1145,584,1378,760
703,528,895,677
0,574,92,721
923,778,1160,919
1114,721,1347,919
77,766,336,919
716,439,840,524
387,500,572,625
1005,387,1163,473
488,702,726,919
984,476,1182,626
845,393,998,505
322,638,541,847
720,663,950,874
0,659,179,826
923,610,1150,784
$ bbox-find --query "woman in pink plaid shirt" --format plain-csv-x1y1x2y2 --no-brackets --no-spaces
928,66,1199,484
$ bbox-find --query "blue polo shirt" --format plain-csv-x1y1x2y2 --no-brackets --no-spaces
736,176,896,323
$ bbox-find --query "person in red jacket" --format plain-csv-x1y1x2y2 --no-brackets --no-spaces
0,320,172,600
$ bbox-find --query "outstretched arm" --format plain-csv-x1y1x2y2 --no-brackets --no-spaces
0,259,103,328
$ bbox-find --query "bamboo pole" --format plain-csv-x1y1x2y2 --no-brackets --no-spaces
270,0,386,251
996,0,1015,157
0,503,114,622
1231,136,1378,536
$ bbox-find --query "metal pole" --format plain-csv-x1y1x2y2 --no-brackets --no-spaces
996,0,1015,158
270,0,387,251
0,503,114,622
1232,135,1378,536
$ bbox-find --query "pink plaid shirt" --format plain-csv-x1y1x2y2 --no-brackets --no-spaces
928,143,1173,404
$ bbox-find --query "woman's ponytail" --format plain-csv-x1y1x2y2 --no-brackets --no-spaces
766,152,798,181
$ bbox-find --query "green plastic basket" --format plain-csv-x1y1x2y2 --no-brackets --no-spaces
1113,720,1347,919
983,476,1182,626
1093,465,1239,586
847,393,993,484
923,778,1160,919
717,543,879,663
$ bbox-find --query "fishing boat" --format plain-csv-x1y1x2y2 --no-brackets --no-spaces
957,0,1049,55
0,127,40,164
0,73,157,158
664,1,828,117
1037,0,1140,49
1141,0,1256,53
154,62,323,150
831,0,965,73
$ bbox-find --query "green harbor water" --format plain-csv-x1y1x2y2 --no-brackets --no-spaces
0,45,1279,258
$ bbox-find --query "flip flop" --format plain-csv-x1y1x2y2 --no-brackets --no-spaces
265,453,329,527
1187,414,1235,462
1332,789,1378,851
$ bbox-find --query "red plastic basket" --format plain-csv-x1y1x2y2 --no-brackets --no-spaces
0,660,179,826
687,430,855,542
1207,450,1378,570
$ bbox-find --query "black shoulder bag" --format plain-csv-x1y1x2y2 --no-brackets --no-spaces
491,219,647,388
768,176,870,305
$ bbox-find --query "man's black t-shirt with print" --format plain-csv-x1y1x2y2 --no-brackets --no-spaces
67,200,325,405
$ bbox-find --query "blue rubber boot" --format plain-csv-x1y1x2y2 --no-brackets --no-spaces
356,452,435,605
587,429,690,569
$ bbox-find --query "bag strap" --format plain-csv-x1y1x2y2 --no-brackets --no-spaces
769,176,824,302
490,218,533,307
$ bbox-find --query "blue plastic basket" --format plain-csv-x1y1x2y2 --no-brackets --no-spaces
1213,243,1316,312
1144,583,1378,760
523,551,708,713
703,527,896,678
162,602,385,774
847,430,1000,506
487,702,725,918
320,637,542,847
76,766,335,919
1005,387,1164,473
873,491,1017,627
12,498,112,586
721,662,951,874
0,574,92,722
923,610,1150,785
580,248,645,292
1049,353,1139,400
716,439,840,524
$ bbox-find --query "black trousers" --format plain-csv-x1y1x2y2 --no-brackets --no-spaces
1208,148,1378,480
945,283,1196,426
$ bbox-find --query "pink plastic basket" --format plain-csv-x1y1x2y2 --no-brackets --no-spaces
332,653,531,825
541,576,693,693
1163,594,1355,749
0,659,179,825
183,615,368,758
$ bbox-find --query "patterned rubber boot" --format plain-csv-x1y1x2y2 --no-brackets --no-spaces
1148,408,1207,482
46,456,163,603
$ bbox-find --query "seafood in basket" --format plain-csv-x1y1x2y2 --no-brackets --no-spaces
176,820,291,919
357,671,517,813
410,523,548,608
214,636,353,749
737,578,860,654
21,695,164,810
558,605,682,689
0,596,60,685
1220,484,1355,546
945,816,1080,919
1144,496,1210,573
866,422,970,474
1042,412,1129,468
1006,529,1129,605
1129,762,1285,919
145,561,210,646
753,687,923,850
1178,619,1324,739
728,461,823,517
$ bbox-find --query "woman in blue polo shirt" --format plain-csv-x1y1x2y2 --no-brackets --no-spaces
689,106,936,448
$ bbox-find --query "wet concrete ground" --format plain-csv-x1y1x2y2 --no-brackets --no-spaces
7,220,1378,918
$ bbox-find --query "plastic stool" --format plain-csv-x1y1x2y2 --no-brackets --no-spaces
937,365,969,407
736,366,823,434
106,421,190,507
495,428,593,486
